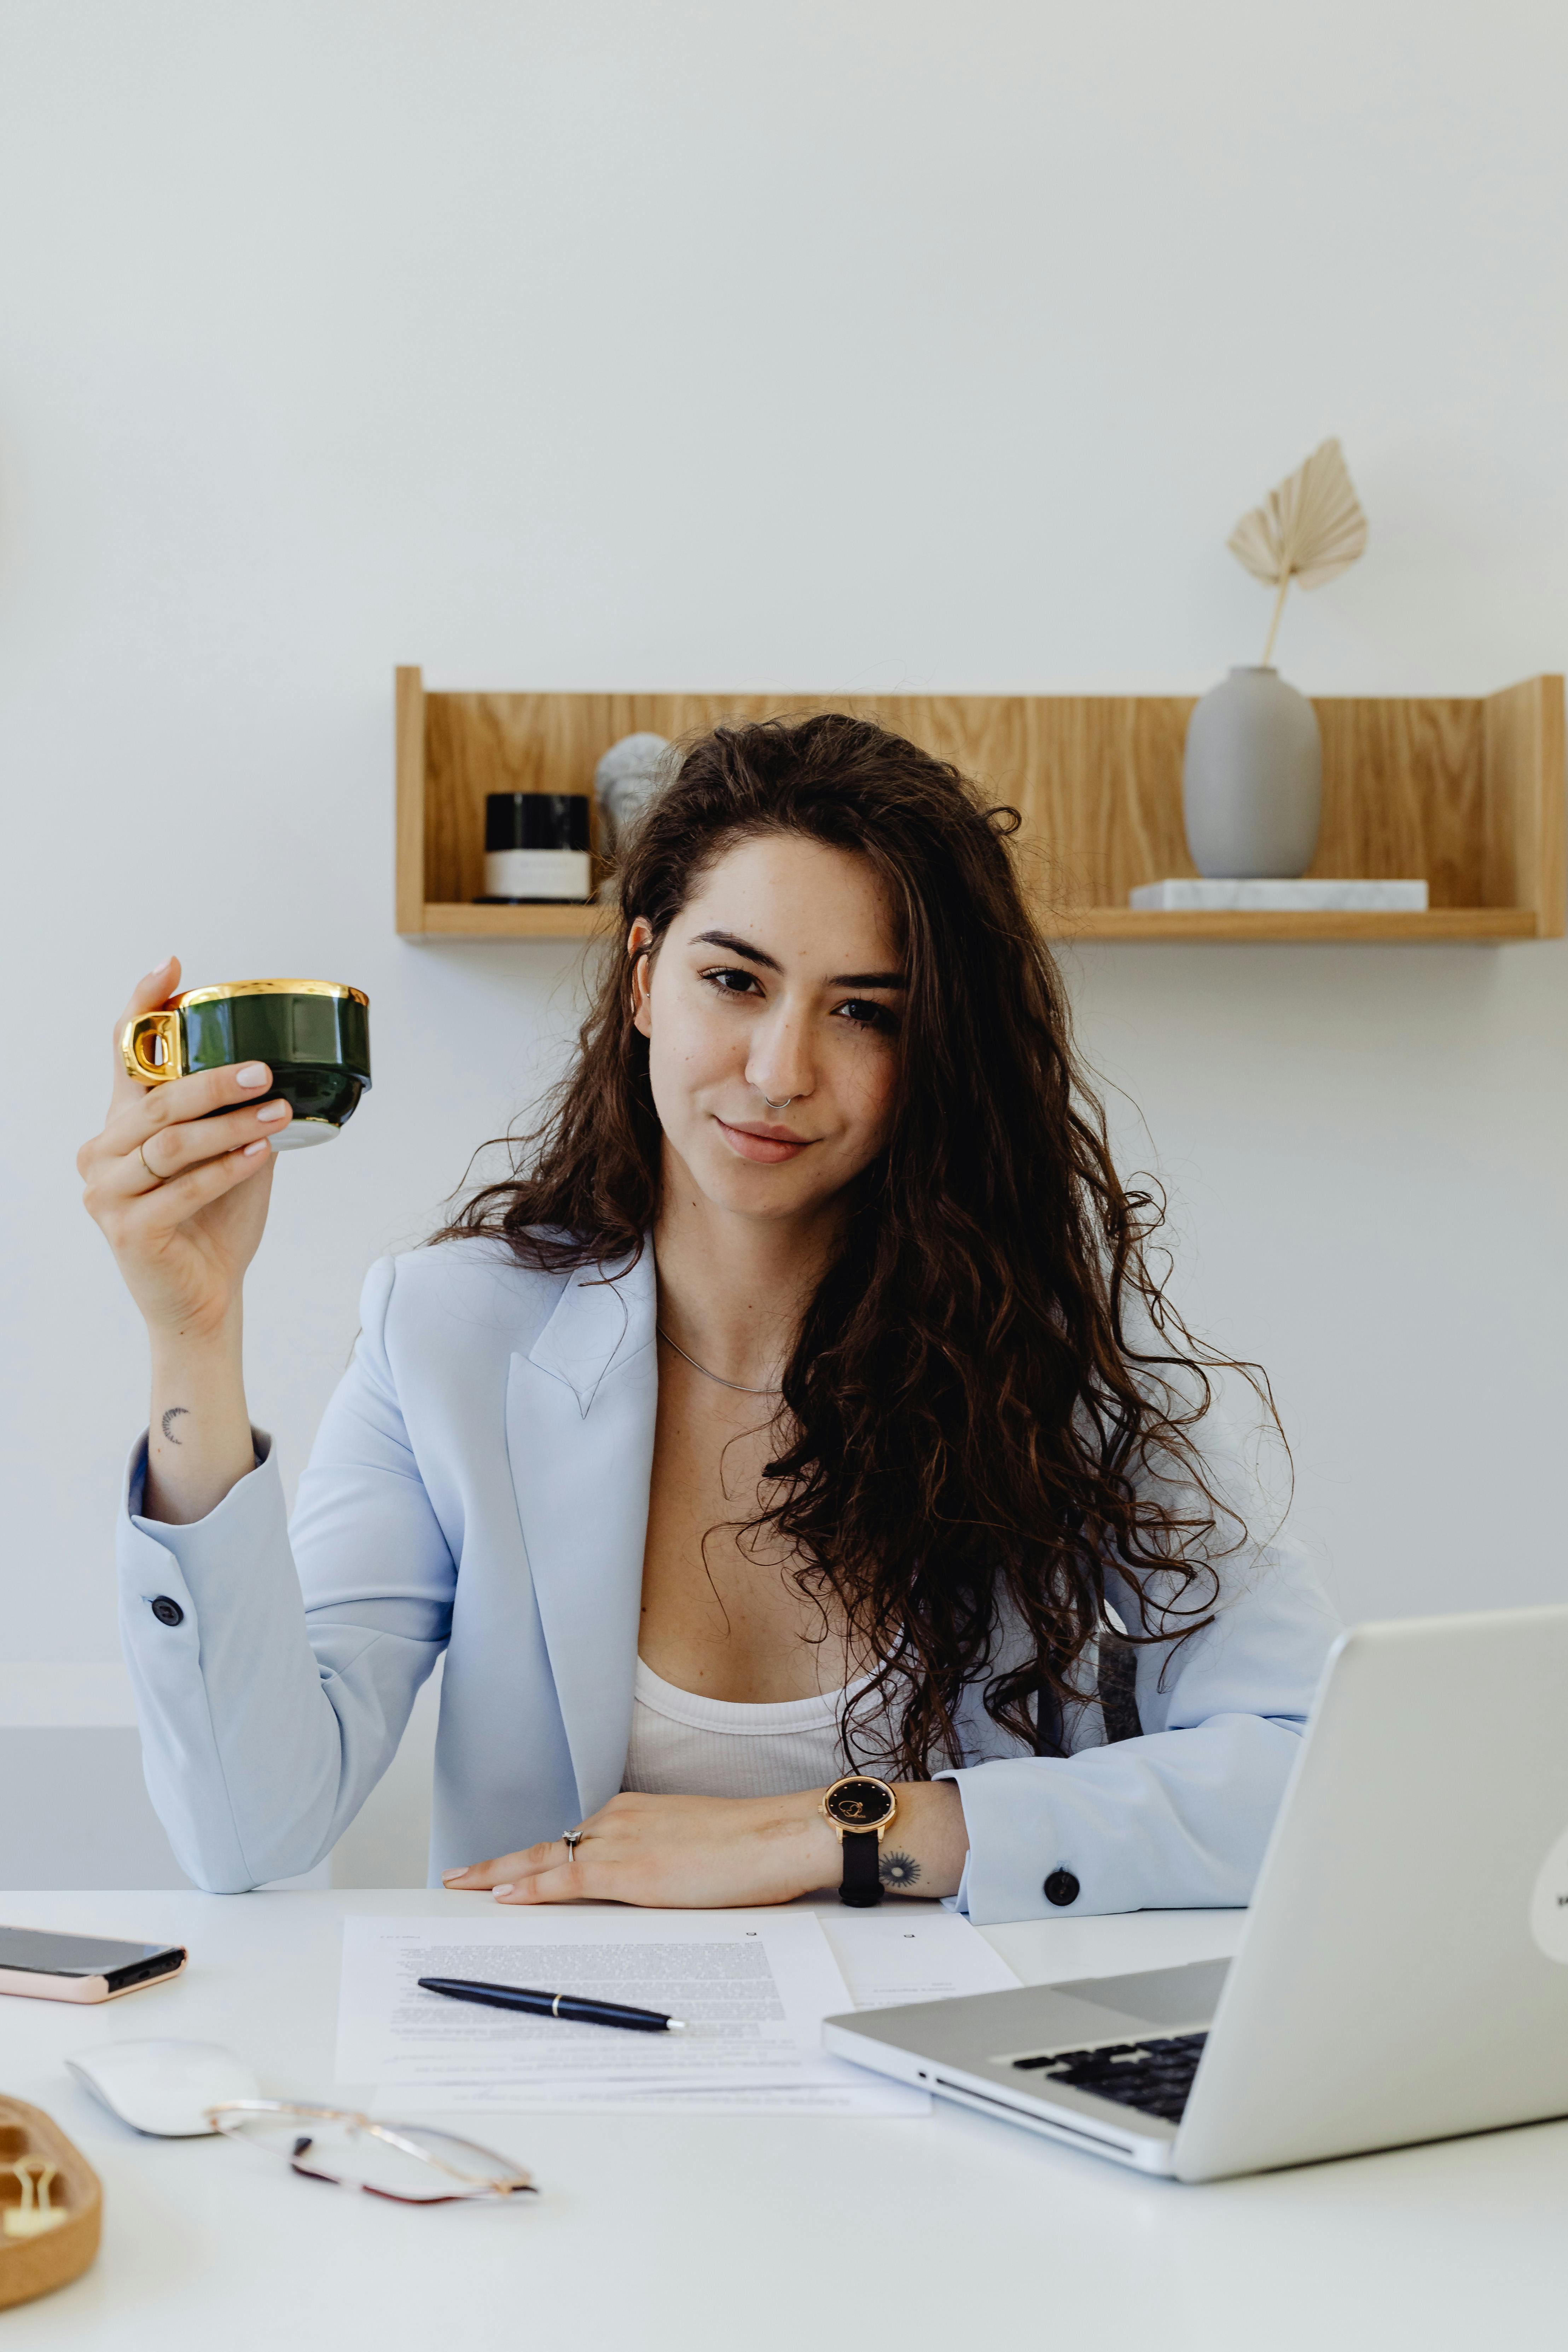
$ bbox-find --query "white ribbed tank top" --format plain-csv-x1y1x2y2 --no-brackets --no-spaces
621,1657,882,1800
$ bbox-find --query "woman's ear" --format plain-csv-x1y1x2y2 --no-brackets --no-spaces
627,917,655,1040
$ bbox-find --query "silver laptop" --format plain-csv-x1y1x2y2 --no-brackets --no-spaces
824,1604,1568,2181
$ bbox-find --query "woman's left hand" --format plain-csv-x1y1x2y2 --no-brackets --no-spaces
442,1782,967,1909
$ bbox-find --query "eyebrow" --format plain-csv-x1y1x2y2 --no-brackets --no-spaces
690,931,907,989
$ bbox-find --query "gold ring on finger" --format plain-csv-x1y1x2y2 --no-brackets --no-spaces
138,1142,165,1186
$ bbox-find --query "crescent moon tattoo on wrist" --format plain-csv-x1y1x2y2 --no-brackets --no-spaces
161,1407,190,1445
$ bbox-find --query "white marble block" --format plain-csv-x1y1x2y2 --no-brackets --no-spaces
1129,878,1430,912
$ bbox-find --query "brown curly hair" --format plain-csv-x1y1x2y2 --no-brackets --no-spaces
436,712,1264,1774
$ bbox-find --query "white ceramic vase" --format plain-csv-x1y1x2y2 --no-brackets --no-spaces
1182,666,1322,878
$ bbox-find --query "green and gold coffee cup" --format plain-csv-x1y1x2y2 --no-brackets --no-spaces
119,980,371,1150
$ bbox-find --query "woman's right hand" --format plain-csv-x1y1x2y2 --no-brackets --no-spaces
78,957,295,1343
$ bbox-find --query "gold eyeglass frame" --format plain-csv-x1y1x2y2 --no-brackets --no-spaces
207,2100,536,2205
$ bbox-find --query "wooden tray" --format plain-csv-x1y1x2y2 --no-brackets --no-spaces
0,2097,101,2309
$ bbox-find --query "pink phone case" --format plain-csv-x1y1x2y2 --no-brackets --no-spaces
0,1958,187,2003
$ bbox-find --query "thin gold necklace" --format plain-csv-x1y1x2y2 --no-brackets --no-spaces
656,1325,783,1396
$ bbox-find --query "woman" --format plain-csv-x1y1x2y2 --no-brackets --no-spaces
81,714,1336,1919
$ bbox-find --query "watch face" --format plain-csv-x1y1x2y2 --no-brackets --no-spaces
824,1777,895,1830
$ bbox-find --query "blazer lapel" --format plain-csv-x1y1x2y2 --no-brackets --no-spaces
504,1247,658,1818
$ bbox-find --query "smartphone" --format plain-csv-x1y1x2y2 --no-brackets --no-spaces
0,1925,187,2003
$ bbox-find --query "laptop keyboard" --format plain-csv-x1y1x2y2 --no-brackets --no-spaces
1011,2031,1208,2123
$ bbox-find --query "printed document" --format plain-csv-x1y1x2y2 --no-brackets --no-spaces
820,1909,1021,2009
339,1906,1015,2116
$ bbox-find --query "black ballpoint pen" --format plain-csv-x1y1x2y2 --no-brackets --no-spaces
418,1975,687,2032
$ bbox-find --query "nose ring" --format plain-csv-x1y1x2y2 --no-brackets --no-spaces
762,1096,795,1110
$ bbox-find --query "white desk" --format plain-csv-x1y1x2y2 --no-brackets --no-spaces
2,1889,1562,2349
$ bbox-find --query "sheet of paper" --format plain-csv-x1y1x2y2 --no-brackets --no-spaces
339,1911,928,2116
821,1910,1021,2009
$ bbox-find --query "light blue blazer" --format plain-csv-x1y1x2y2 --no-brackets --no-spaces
117,1238,1341,1923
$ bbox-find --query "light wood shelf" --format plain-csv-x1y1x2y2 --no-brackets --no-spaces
395,669,1565,945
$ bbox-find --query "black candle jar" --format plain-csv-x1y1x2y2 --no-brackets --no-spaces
477,794,592,903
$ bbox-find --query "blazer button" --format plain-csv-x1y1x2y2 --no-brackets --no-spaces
1043,1869,1080,1907
150,1596,185,1628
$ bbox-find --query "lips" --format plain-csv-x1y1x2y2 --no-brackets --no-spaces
714,1117,815,1165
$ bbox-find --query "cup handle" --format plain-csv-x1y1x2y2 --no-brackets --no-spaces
120,1009,184,1083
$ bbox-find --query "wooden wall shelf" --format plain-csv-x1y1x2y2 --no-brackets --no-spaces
395,669,1565,945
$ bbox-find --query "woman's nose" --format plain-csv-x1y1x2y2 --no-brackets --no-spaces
746,1011,814,1107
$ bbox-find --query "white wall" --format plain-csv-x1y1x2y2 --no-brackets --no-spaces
2,0,1564,1731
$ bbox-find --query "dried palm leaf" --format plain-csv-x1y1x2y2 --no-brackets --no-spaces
1227,437,1368,664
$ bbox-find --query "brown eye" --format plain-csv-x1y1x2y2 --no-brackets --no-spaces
835,999,896,1034
702,967,762,998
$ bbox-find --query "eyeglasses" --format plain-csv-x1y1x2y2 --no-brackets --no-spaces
209,2101,536,2205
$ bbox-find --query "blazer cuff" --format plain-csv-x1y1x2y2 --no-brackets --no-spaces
941,1721,1296,1926
117,1429,290,1890
949,1755,1150,1925
929,1772,974,1915
936,1761,1074,1926
121,1424,288,1618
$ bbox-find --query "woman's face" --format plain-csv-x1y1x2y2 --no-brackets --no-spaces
630,832,905,1226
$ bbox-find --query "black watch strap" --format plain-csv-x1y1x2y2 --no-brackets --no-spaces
838,1828,883,1908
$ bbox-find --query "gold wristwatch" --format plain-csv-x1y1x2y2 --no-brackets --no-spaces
819,1774,898,1908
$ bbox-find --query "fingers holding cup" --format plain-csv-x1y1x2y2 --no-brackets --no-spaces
126,1132,283,1232
127,1090,294,1194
